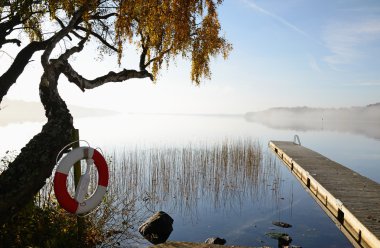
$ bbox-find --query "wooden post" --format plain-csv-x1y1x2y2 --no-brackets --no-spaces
71,129,86,246
72,129,81,188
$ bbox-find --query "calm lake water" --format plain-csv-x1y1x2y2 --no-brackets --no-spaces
1,113,379,247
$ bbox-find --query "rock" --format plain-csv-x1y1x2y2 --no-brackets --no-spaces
266,232,292,247
138,211,174,245
272,221,292,228
278,234,292,247
205,237,226,245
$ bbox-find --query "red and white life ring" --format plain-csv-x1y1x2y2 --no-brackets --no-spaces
54,147,109,214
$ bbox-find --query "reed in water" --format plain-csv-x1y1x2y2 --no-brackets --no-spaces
33,138,280,247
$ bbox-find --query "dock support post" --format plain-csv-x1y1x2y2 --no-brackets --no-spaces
71,129,86,246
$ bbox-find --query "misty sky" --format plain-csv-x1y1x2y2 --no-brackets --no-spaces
2,0,380,114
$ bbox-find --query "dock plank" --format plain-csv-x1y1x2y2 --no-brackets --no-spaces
269,141,380,248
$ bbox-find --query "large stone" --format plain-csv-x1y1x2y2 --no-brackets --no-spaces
278,234,292,247
139,211,174,245
272,221,292,228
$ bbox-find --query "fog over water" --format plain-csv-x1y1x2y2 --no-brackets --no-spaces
245,103,380,140
0,98,116,126
1,101,379,184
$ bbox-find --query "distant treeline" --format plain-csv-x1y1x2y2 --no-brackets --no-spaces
245,103,380,123
245,103,380,139
0,98,117,126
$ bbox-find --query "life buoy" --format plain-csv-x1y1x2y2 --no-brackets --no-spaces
54,147,109,214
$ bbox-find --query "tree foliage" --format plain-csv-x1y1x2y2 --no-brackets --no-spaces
0,0,231,225
1,0,231,86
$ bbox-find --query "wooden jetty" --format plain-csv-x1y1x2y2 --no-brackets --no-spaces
269,140,380,248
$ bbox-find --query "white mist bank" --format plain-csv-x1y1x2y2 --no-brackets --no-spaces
245,103,380,139
245,103,380,123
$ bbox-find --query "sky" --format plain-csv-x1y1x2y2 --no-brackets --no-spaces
1,0,380,114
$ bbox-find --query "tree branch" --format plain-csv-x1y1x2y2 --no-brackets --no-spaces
70,29,86,40
41,7,85,68
75,25,117,52
0,7,87,103
138,30,150,70
56,13,117,53
0,13,12,22
59,36,88,62
144,47,172,68
1,38,21,47
0,14,21,33
140,44,148,71
137,28,173,70
91,12,117,20
0,40,50,103
54,16,73,41
0,14,22,48
61,62,153,91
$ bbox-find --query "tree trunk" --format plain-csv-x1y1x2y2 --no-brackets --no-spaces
0,68,74,225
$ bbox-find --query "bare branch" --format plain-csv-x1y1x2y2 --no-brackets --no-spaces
41,7,85,68
75,25,117,52
144,47,172,68
55,16,65,28
0,14,22,48
61,62,153,92
70,29,86,40
0,39,50,102
0,14,21,33
59,36,88,61
55,17,74,41
0,14,12,22
1,38,21,47
0,50,15,60
91,12,117,20
56,14,117,53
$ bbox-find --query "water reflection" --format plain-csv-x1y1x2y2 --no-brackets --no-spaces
111,139,280,219
101,139,351,247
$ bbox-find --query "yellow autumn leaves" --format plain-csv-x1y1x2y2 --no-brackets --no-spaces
2,0,231,84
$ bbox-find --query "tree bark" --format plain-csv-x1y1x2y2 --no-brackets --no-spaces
0,64,74,225
0,8,86,224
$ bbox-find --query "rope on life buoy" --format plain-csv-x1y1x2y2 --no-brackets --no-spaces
53,146,109,214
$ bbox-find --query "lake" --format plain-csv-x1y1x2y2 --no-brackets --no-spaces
1,113,379,247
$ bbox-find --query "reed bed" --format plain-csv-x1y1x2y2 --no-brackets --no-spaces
35,138,280,247
108,139,281,230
